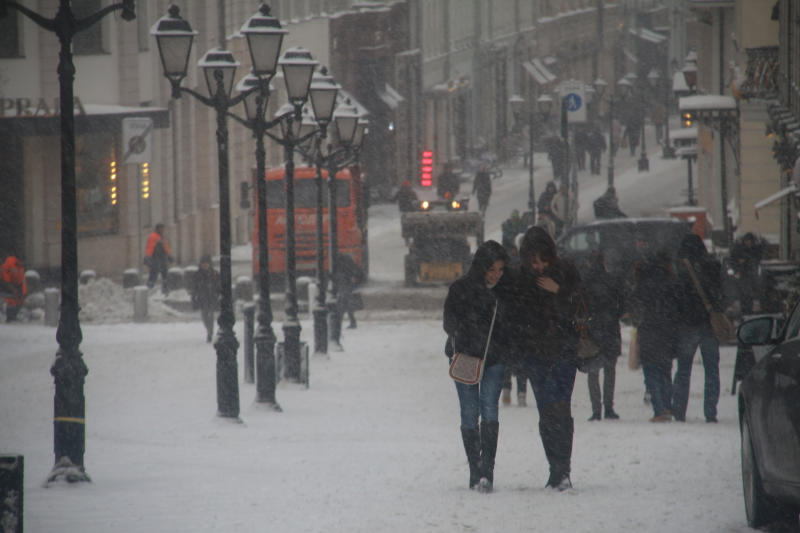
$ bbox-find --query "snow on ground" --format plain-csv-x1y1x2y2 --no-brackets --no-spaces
1,315,761,532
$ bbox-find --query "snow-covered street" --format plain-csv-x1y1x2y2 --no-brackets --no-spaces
1,316,752,533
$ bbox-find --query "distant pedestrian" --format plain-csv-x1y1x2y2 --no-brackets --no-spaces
537,182,564,238
630,250,680,422
582,251,623,421
145,223,173,294
672,234,723,423
593,187,626,219
574,129,589,172
501,209,523,252
587,129,607,175
472,166,492,216
191,254,220,343
444,240,509,493
334,253,364,329
729,232,763,316
0,255,26,322
394,180,419,213
436,163,460,200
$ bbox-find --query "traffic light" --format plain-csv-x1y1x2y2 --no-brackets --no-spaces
420,150,433,187
682,110,694,128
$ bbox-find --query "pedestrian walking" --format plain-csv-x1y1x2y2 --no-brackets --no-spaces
333,253,364,330
393,180,419,213
537,182,564,238
574,129,589,172
500,226,581,490
630,250,681,422
729,232,763,316
593,187,626,219
191,255,220,343
582,251,623,421
672,234,723,423
587,129,607,175
436,163,460,200
444,240,509,493
144,223,173,294
0,254,26,322
472,165,492,216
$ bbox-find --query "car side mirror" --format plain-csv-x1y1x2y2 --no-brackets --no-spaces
737,316,776,346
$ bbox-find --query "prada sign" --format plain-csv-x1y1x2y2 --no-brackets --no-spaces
0,96,86,118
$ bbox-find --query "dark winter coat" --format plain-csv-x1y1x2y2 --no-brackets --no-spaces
582,262,623,359
334,254,364,311
472,171,492,204
192,258,220,311
676,234,724,328
630,253,680,363
498,257,582,366
443,241,509,368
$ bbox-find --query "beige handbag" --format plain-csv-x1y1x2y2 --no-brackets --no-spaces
449,302,497,385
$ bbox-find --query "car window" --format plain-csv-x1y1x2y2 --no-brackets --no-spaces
783,303,800,340
565,229,600,252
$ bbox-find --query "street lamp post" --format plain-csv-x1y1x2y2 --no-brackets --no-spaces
525,94,553,221
152,5,246,419
1,0,136,484
233,3,287,407
637,78,650,173
326,100,362,350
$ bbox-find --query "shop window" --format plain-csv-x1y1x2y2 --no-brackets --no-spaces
76,132,119,236
0,9,22,58
73,0,106,55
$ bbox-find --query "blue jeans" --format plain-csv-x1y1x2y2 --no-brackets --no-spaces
672,326,720,420
642,359,673,417
523,354,577,412
455,363,506,429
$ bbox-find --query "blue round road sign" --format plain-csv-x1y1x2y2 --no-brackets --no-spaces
565,93,582,112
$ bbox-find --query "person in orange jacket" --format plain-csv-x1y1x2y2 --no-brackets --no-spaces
1,255,27,322
144,223,173,294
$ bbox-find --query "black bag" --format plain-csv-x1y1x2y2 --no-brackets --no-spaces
574,294,601,373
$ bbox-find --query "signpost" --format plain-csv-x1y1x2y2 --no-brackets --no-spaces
122,118,154,273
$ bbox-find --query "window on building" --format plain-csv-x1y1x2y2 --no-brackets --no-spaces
76,132,119,236
73,0,106,55
0,9,22,58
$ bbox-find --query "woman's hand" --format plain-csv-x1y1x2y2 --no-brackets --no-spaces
537,276,559,293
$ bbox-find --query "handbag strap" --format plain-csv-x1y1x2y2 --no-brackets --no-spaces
682,258,713,313
477,301,499,376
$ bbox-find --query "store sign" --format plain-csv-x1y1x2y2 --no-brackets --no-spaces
0,96,86,118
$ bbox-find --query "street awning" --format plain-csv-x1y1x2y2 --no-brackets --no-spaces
670,127,698,141
378,83,404,110
629,27,667,44
622,47,638,64
754,185,798,219
523,58,556,86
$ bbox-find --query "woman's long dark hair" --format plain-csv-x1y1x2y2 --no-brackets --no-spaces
519,226,557,272
467,240,509,282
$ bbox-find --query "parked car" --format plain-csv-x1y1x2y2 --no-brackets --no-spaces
556,217,692,280
737,308,800,528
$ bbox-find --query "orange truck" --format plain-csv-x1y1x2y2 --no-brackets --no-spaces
251,166,368,286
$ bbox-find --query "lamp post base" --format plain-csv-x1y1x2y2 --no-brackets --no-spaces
313,306,328,354
46,456,91,485
637,156,649,172
213,327,240,418
281,322,303,382
327,299,343,351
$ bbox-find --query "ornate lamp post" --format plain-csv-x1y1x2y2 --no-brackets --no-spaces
152,5,247,419
636,76,650,173
521,94,553,222
233,3,286,408
1,0,136,484
275,47,318,381
326,100,363,350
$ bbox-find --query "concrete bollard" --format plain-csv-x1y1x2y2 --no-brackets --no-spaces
166,267,184,292
122,268,140,289
297,276,312,314
79,270,96,284
44,288,59,327
25,269,41,293
235,276,254,302
133,285,148,322
243,302,255,383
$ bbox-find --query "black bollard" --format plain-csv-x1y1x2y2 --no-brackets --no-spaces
243,302,255,383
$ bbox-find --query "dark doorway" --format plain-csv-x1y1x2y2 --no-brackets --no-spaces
0,131,25,260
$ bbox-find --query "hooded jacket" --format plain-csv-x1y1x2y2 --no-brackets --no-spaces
1,256,26,306
443,241,509,368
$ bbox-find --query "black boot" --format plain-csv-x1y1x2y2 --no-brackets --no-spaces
539,403,573,491
478,421,499,493
460,428,481,489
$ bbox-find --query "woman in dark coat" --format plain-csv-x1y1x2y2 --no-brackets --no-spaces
630,250,681,422
583,251,624,421
192,255,220,343
443,240,509,493
671,233,723,422
502,226,581,491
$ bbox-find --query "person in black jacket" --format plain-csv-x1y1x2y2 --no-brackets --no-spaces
630,249,681,422
729,232,762,315
501,226,581,491
192,255,220,343
671,233,723,422
583,251,624,421
443,240,509,493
